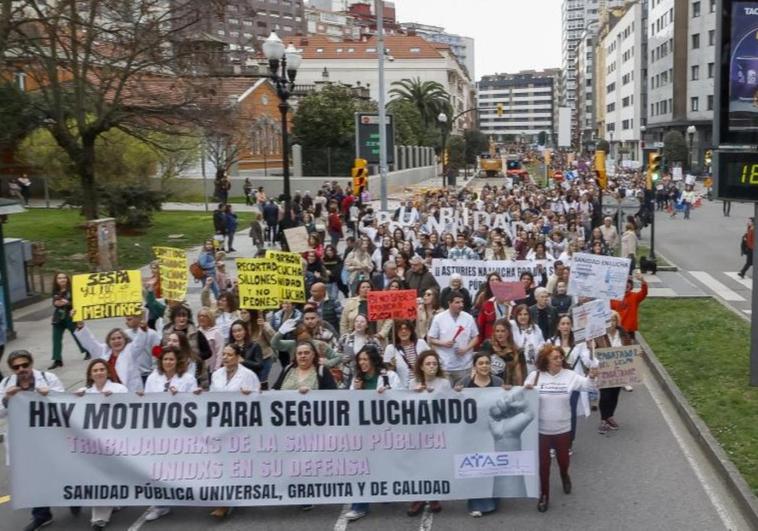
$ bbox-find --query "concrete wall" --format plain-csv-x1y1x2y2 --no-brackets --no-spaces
164,164,437,200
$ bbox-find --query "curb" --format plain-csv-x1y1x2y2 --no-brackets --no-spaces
637,333,758,529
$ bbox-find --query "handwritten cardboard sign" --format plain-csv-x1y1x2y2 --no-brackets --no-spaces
490,281,527,301
367,290,418,321
153,246,188,301
284,226,311,254
73,270,143,320
237,259,279,310
594,345,643,389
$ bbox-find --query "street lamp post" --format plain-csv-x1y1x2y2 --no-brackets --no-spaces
438,112,449,186
263,32,301,234
686,124,696,172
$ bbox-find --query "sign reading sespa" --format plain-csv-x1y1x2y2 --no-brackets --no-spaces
8,389,538,508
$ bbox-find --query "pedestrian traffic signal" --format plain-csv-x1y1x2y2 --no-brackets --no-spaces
646,152,662,190
443,148,449,165
352,158,368,195
595,150,607,190
496,103,504,117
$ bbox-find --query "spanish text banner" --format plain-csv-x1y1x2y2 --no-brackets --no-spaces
72,270,143,320
153,247,188,301
9,389,538,508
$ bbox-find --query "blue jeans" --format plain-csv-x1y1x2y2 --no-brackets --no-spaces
467,497,497,514
326,282,340,302
203,275,220,298
570,391,579,443
350,502,369,514
259,357,274,387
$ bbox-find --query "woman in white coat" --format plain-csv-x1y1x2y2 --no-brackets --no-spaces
550,315,598,449
75,359,128,530
509,304,546,377
383,320,428,389
74,320,147,392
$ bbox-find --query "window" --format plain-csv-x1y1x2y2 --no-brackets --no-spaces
692,1,700,17
707,95,714,110
708,30,715,46
14,71,25,91
691,96,699,111
692,33,700,49
691,65,700,80
710,0,716,12
708,62,714,78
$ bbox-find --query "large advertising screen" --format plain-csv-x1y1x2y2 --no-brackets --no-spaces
728,2,758,132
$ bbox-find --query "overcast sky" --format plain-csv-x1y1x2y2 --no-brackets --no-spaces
391,0,563,79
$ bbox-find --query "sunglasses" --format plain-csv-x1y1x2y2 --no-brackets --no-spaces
11,362,30,370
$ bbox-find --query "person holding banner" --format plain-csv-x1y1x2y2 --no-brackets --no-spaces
50,272,90,369
525,345,598,513
74,320,147,392
478,318,523,386
427,293,478,385
610,272,647,340
1,350,66,531
383,320,430,389
593,311,635,434
272,340,337,392
509,304,546,376
550,315,597,449
228,320,264,379
201,280,240,341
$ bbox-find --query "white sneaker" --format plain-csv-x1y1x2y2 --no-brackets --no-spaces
549,448,556,459
624,385,634,392
144,506,170,521
344,510,367,521
469,510,483,518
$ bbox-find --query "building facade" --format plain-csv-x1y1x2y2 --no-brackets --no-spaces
305,4,361,40
575,22,599,152
400,22,475,80
477,69,559,144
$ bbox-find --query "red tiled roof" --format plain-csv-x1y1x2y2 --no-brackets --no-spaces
287,34,444,60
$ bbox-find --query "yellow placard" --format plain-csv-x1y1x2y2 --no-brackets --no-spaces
237,259,280,310
153,246,188,301
266,250,306,303
72,270,143,321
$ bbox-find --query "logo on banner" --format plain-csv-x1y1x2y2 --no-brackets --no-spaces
454,451,536,478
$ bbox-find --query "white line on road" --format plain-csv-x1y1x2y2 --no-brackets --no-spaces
644,366,740,531
689,272,746,301
127,509,150,531
418,505,434,531
333,503,351,531
724,272,752,290
743,309,752,315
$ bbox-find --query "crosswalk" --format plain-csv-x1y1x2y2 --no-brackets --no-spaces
689,271,746,302
683,271,753,316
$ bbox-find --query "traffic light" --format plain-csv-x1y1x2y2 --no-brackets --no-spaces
496,103,504,117
646,152,662,190
443,148,449,166
544,148,552,166
595,149,607,189
352,158,368,195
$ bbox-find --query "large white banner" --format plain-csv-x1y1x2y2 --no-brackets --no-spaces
567,253,631,300
431,259,555,294
8,389,539,508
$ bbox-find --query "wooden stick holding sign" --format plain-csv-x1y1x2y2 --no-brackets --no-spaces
367,290,418,321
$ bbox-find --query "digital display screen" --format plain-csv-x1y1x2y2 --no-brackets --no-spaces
716,151,758,200
728,2,758,131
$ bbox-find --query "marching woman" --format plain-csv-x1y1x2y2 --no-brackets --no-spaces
509,304,545,377
550,315,597,451
50,272,90,369
207,343,261,519
525,345,597,513
141,346,200,522
337,313,383,386
228,320,264,380
383,320,429,389
196,307,225,371
478,318,524,385
407,350,452,516
594,310,635,434
416,288,441,340
74,359,128,530
74,318,147,392
272,339,338,392
344,344,402,521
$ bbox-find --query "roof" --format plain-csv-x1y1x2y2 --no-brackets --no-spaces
287,34,444,60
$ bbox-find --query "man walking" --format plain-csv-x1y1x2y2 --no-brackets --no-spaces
739,217,754,279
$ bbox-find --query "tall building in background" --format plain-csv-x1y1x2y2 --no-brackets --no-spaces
477,69,560,144
575,21,599,152
561,0,626,143
399,22,475,80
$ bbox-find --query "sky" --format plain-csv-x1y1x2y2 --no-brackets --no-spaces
391,0,563,80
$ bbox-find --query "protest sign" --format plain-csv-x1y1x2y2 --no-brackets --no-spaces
284,227,310,254
571,299,611,342
490,281,526,301
267,251,306,303
9,389,539,508
594,345,644,389
431,259,555,294
72,270,143,320
153,246,188,301
367,289,418,321
567,253,630,300
237,259,279,309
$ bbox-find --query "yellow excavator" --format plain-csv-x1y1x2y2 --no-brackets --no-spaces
478,140,503,177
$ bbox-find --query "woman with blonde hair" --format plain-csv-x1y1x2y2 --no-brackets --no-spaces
196,307,224,371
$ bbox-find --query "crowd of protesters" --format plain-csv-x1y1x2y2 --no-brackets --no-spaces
2,152,656,530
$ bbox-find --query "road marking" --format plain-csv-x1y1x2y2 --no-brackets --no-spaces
643,274,662,284
743,310,752,315
724,272,752,290
689,271,746,301
418,505,434,531
127,509,150,531
0,495,10,504
644,366,740,530
333,504,350,531
648,288,678,298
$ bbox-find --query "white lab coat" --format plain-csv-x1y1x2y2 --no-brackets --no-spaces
383,339,428,389
210,365,260,393
144,371,198,394
75,326,146,392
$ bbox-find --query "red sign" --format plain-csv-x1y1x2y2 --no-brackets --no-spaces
367,290,418,321
490,281,527,301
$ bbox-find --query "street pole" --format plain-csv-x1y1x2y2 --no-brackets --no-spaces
279,99,291,223
376,0,388,212
201,147,208,212
0,220,14,339
441,128,448,187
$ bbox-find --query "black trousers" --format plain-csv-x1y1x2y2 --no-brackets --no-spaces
740,252,753,276
599,387,621,420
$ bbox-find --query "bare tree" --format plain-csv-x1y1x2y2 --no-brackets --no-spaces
6,0,228,218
